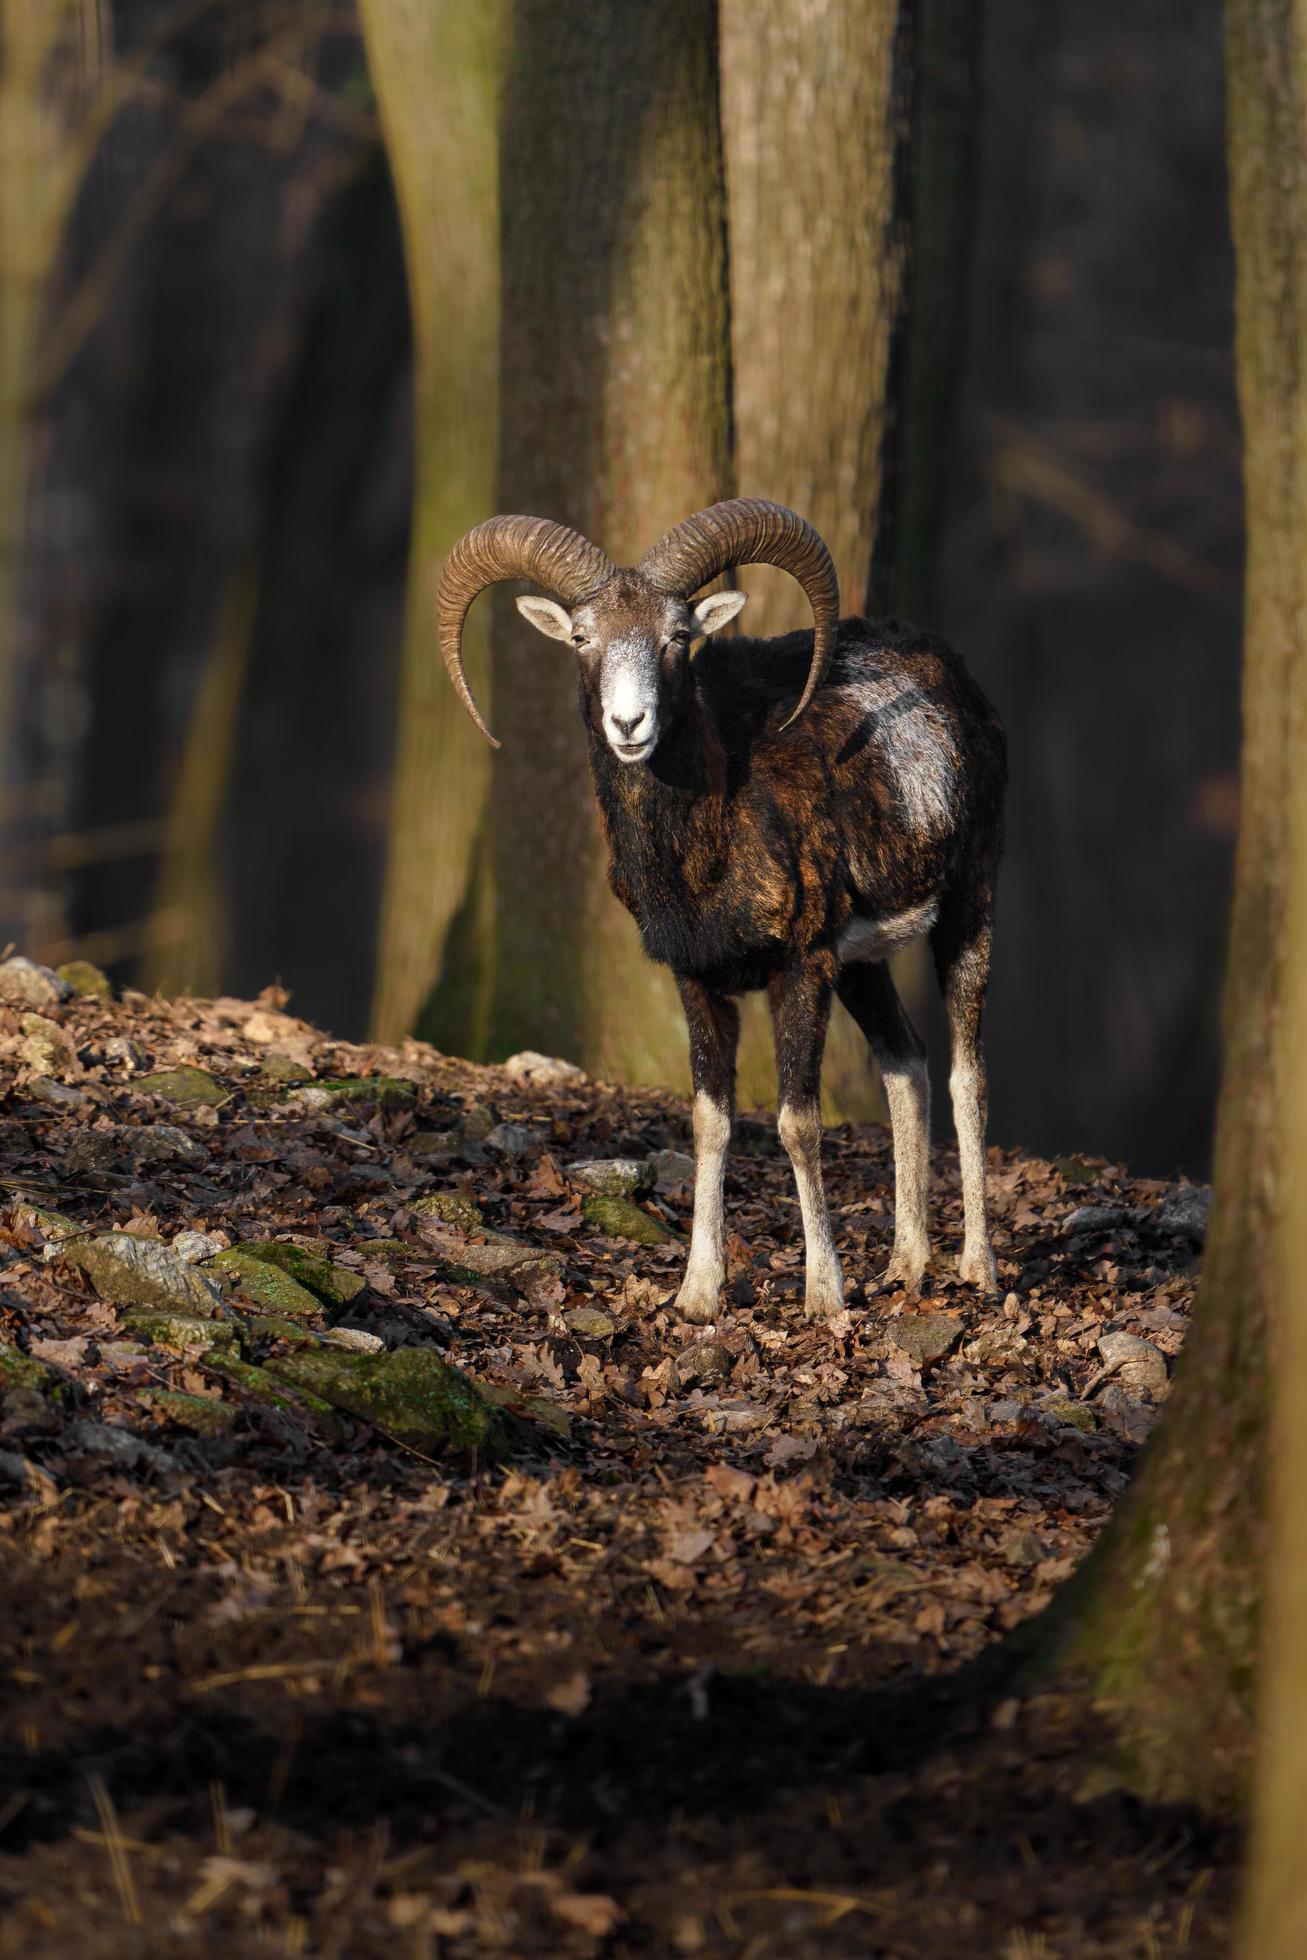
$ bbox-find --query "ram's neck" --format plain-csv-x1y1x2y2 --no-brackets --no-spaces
585,687,724,913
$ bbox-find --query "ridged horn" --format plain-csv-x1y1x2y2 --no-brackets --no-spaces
438,514,615,746
639,498,839,728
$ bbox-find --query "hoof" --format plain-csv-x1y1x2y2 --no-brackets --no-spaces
675,1276,723,1325
802,1271,846,1322
881,1243,930,1295
958,1244,998,1293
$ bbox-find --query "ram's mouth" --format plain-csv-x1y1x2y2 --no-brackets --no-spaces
613,738,656,764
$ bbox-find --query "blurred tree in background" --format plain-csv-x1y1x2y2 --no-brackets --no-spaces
0,0,1245,1180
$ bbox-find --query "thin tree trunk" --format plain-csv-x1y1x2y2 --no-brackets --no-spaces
362,0,501,1044
1231,3,1307,1936
483,0,732,1083
1045,0,1302,1814
720,0,976,1116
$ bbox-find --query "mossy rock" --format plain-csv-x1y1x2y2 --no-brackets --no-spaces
137,1389,238,1437
412,1192,483,1233
244,1313,325,1351
203,1248,324,1320
288,1076,416,1111
120,1310,238,1350
258,1053,306,1084
66,1233,227,1316
354,1237,411,1258
0,1338,72,1402
1047,1399,1100,1434
56,959,113,1000
565,1305,617,1340
581,1194,680,1246
267,1346,502,1455
236,1240,365,1309
482,1382,573,1442
202,1352,349,1442
12,1199,86,1244
133,1064,227,1108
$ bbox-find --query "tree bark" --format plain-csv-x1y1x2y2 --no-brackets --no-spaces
720,0,977,1114
362,0,501,1045
482,0,732,1083
1045,0,1304,1815
1230,3,1307,1939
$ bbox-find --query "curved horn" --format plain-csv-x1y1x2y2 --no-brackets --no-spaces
438,515,615,746
640,498,839,728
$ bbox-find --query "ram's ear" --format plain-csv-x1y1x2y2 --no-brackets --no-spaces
692,589,748,637
514,595,574,642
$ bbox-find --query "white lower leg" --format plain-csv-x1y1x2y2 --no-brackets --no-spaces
950,1054,996,1290
675,1092,731,1322
881,1057,931,1287
777,1100,844,1317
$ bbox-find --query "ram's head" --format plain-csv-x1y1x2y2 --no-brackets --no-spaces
438,499,839,764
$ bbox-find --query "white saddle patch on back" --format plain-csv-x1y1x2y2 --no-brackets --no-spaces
837,897,939,966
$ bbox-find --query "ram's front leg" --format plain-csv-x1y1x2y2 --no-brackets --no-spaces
769,954,844,1319
673,977,740,1325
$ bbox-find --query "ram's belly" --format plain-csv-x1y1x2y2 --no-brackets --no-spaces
836,897,938,966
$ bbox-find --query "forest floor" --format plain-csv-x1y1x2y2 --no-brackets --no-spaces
0,966,1235,1957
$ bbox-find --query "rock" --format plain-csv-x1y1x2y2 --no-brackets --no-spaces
243,1008,300,1045
485,1122,538,1157
405,1130,463,1158
0,1449,39,1489
581,1194,678,1245
644,1149,695,1190
459,1106,497,1143
1044,1398,1099,1433
1150,1186,1211,1247
66,1233,227,1316
235,1239,366,1309
323,1326,386,1354
266,1346,502,1454
27,1077,87,1110
201,1353,348,1440
102,1036,142,1071
964,1325,1028,1366
288,1076,416,1111
0,957,70,1008
121,1310,238,1349
887,1313,964,1370
566,1305,617,1340
203,1248,323,1321
18,1013,78,1076
65,1420,174,1473
0,1337,72,1401
1000,1528,1047,1567
56,959,113,1000
354,1237,410,1257
1094,1330,1169,1398
12,1198,85,1243
502,1050,586,1088
1063,1204,1129,1237
258,1052,306,1083
172,1230,223,1264
568,1158,647,1197
133,1064,228,1108
137,1389,238,1437
987,1397,1031,1424
412,1192,484,1233
677,1338,733,1386
1097,1383,1157,1445
244,1313,323,1350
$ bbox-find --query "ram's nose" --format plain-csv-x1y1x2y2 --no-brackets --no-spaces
609,709,648,741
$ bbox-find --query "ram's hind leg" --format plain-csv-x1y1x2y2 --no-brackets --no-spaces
769,954,844,1320
932,902,997,1293
836,960,931,1292
674,977,740,1325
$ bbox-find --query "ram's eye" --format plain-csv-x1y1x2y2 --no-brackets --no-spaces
571,634,589,650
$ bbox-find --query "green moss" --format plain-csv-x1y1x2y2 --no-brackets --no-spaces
244,1313,324,1350
137,1389,238,1437
12,1199,85,1243
56,959,113,1000
355,1237,411,1257
121,1310,239,1350
0,1338,70,1400
133,1065,228,1107
581,1193,679,1245
236,1240,365,1309
203,1248,323,1321
267,1345,502,1455
67,1233,227,1316
412,1191,483,1232
290,1076,417,1110
1048,1399,1099,1433
202,1353,349,1442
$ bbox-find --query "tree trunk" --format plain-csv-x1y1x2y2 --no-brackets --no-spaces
482,0,732,1084
362,0,501,1045
1044,0,1304,1814
1229,4,1307,1939
719,0,977,1115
